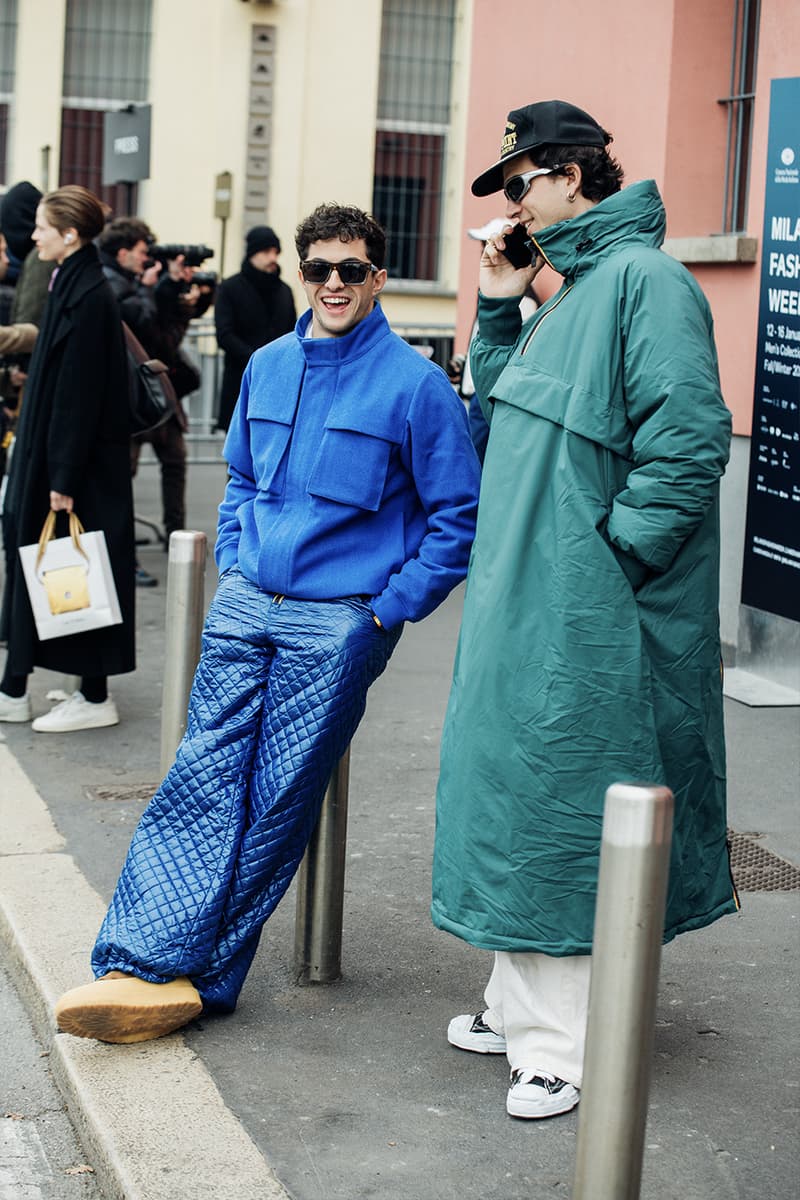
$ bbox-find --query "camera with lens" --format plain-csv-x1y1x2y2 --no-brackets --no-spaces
191,270,218,288
148,243,214,268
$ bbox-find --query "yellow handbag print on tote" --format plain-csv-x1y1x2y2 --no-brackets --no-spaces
18,509,123,640
38,512,91,614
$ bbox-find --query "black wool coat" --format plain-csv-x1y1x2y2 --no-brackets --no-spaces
0,243,136,678
213,260,296,430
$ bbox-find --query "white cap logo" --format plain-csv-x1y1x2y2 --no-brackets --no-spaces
781,147,795,166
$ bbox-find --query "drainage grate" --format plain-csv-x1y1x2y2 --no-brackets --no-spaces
89,784,158,803
728,830,800,892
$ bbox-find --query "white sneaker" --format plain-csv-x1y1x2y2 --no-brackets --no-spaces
32,691,119,733
448,1011,507,1054
506,1069,580,1119
0,690,32,723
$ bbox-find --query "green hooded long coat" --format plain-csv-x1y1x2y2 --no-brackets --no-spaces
432,181,738,955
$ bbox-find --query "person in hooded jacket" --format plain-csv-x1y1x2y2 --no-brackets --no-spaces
432,100,737,1121
0,182,56,432
0,234,36,359
0,233,14,325
0,181,56,330
213,225,296,432
0,185,135,733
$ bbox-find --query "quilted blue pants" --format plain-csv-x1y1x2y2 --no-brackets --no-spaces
92,568,401,1012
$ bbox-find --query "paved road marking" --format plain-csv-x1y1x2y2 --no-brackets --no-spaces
0,1120,51,1200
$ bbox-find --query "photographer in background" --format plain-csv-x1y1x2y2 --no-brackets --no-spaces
99,226,214,579
97,217,162,333
150,243,215,404
214,225,296,432
148,245,215,534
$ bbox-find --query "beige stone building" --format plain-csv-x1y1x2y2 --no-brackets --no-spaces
1,0,473,347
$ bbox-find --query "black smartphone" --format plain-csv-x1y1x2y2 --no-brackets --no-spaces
498,224,536,269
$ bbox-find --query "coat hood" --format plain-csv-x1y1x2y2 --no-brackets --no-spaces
531,179,666,281
0,180,42,261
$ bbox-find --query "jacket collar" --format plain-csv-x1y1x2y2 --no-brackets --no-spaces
530,180,666,281
295,302,391,365
52,242,107,310
99,247,138,283
37,244,106,359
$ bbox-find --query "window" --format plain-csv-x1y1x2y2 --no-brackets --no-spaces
59,0,152,212
0,0,18,187
372,0,457,282
719,0,760,233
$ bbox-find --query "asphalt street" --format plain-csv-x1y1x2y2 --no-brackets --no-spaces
0,451,798,1200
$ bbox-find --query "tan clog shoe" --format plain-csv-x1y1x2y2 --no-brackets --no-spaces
55,973,202,1043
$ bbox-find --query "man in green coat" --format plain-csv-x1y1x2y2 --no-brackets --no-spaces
432,100,738,1120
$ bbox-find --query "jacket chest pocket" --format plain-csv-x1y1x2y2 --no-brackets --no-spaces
247,381,300,494
307,426,394,511
247,417,294,494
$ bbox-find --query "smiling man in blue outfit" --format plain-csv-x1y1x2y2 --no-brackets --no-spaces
55,203,481,1043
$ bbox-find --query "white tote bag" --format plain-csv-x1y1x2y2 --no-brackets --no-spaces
19,511,122,641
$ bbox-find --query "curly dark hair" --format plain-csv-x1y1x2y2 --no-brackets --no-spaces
531,143,624,202
295,204,387,269
97,216,155,257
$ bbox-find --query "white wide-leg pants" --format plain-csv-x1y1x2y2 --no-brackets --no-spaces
482,950,592,1087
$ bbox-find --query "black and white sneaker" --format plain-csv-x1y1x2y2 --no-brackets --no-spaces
135,564,158,588
506,1069,580,1119
447,1011,507,1054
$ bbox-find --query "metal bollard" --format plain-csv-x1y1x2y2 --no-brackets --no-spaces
293,748,351,984
159,531,207,776
573,782,674,1200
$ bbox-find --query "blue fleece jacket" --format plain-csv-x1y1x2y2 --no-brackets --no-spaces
216,304,480,629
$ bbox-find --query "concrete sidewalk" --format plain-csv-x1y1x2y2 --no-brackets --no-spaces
1,457,798,1200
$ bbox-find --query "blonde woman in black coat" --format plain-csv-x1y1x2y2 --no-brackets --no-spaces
0,185,135,732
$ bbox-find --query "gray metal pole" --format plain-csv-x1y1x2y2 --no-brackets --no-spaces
40,144,51,194
293,748,351,984
159,531,207,776
573,782,674,1200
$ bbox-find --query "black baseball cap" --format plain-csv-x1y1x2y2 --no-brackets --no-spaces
471,100,611,197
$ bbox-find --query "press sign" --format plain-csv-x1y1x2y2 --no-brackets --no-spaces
114,135,140,155
102,105,151,185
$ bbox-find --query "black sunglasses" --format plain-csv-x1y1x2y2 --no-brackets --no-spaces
300,259,378,285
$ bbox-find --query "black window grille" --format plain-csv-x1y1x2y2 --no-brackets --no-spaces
59,106,135,211
719,0,761,233
0,0,18,187
59,0,152,213
372,0,456,282
0,104,8,190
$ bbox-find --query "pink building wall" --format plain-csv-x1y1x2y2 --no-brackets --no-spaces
693,2,800,435
457,0,800,436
